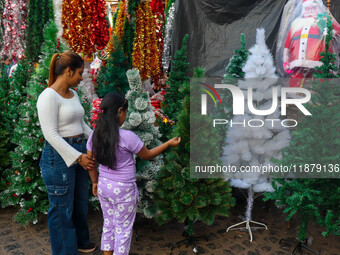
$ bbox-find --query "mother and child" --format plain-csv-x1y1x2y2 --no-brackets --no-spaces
37,51,181,254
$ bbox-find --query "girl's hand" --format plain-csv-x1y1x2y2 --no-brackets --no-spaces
79,153,96,170
167,137,181,147
92,183,98,196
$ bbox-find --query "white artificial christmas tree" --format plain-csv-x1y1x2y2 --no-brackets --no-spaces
122,68,163,218
77,67,98,103
221,28,291,241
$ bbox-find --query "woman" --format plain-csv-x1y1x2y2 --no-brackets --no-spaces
37,51,96,254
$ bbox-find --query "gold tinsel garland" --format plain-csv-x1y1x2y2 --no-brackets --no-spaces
132,1,161,81
113,0,127,40
62,0,95,54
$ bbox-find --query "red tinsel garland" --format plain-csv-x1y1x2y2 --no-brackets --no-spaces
62,0,95,54
90,0,109,50
150,0,165,90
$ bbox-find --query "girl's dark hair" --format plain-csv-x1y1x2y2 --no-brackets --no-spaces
92,92,129,169
48,51,84,87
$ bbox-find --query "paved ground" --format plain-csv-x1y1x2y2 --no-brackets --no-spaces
1,193,340,255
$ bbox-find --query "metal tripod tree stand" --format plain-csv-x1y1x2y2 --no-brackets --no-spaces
170,219,208,254
226,188,267,242
279,238,320,255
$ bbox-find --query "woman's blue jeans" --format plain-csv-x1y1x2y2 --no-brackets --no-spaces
40,139,90,255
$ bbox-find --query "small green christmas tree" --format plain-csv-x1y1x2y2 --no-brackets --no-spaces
26,0,54,62
121,68,163,218
122,0,140,66
0,73,11,192
224,33,249,81
264,16,340,240
2,59,34,135
95,37,131,97
154,67,235,237
157,34,190,141
0,21,68,225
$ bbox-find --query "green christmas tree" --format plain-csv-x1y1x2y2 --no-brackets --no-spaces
2,60,34,134
154,67,235,237
95,37,131,97
26,0,54,62
217,33,249,153
122,68,163,218
0,72,11,192
264,16,340,240
224,33,249,81
157,34,190,141
0,59,34,192
122,0,140,66
0,21,68,225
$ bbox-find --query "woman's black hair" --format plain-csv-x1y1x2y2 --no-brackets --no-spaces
92,92,128,169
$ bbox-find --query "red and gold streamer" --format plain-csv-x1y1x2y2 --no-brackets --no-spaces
132,1,161,82
151,0,165,89
62,0,95,54
113,0,127,41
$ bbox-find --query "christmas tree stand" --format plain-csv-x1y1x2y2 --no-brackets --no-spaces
170,220,208,254
279,238,320,255
226,188,267,242
226,219,267,242
134,214,155,241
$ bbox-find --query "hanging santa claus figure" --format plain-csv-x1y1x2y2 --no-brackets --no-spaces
277,0,340,88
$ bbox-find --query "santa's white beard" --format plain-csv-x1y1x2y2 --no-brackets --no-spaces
290,17,317,34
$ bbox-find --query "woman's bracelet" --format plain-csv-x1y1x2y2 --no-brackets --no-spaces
76,155,82,164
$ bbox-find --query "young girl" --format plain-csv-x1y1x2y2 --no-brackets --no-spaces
86,92,180,255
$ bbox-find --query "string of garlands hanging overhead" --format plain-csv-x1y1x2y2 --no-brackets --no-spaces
150,0,165,90
62,0,109,54
132,0,161,82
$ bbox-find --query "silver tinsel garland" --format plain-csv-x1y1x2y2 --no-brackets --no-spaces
162,3,175,73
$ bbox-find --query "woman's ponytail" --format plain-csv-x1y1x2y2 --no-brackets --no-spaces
48,53,60,87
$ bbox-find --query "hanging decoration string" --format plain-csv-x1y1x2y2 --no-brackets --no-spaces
132,0,161,81
162,2,175,73
62,0,95,54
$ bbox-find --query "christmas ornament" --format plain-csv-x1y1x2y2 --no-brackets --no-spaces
25,177,31,182
15,170,19,175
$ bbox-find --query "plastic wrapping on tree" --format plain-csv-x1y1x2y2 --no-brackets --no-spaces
276,0,340,87
0,0,28,59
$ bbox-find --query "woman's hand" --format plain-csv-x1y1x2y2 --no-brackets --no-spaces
78,153,96,170
167,137,181,147
92,183,98,196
